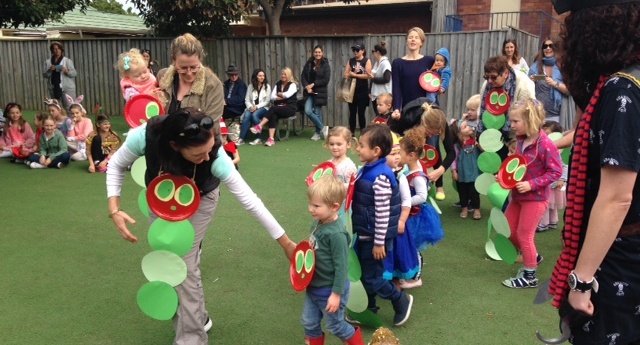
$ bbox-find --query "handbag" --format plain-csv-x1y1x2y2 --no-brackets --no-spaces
336,77,356,103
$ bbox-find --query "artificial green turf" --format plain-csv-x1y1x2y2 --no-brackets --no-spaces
0,113,563,344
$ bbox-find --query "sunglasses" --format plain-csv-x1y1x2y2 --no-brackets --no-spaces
483,74,500,81
542,43,554,49
179,116,214,138
352,48,361,53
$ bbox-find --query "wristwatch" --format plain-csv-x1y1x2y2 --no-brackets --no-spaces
568,271,596,293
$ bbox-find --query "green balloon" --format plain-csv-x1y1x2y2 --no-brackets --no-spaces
141,250,188,287
348,249,361,282
346,280,368,313
482,113,506,130
478,152,502,174
138,189,150,217
494,234,518,264
478,129,504,153
148,219,195,257
346,308,384,328
130,156,147,188
490,207,511,237
487,182,509,209
137,281,178,321
485,239,501,261
474,173,497,195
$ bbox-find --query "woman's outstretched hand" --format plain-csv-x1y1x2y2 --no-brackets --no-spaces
111,211,138,243
277,234,297,260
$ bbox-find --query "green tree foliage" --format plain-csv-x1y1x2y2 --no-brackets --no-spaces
91,0,128,15
130,0,244,38
0,0,89,28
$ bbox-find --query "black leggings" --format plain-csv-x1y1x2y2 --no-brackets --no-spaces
457,182,480,209
266,105,296,129
349,96,369,133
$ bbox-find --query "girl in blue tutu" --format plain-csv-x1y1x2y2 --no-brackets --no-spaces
400,127,445,288
383,132,420,288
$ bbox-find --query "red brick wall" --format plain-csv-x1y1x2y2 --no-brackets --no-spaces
457,0,491,31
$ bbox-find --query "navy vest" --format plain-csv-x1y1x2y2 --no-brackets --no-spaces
144,116,221,195
351,158,401,238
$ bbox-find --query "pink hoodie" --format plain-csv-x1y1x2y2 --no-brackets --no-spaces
120,74,158,101
68,117,93,142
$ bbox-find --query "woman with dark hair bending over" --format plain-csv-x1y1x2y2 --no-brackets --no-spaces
106,108,295,344
547,1,640,344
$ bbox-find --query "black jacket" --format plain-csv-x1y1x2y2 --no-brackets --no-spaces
300,57,331,106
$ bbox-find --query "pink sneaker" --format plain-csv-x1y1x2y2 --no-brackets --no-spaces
250,125,262,134
264,138,275,147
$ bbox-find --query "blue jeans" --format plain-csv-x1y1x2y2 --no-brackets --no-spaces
305,96,324,134
239,107,267,140
357,238,402,309
301,284,355,339
28,152,70,168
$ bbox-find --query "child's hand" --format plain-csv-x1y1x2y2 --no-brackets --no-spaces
98,160,108,169
556,180,565,190
45,158,52,166
452,170,459,181
515,181,532,193
391,110,401,120
398,220,405,235
438,87,445,94
373,245,386,260
88,165,96,173
325,293,341,314
39,156,47,165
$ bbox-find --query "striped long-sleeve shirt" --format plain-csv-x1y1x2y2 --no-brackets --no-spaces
373,175,392,246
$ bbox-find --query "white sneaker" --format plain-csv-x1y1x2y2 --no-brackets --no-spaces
204,316,213,332
310,133,321,141
322,126,329,139
236,139,245,146
249,138,262,146
30,162,46,169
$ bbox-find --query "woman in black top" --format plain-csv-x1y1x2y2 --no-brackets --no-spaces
343,42,372,134
301,45,331,141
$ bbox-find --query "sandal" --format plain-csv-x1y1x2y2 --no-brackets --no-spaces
459,212,468,219
473,212,482,220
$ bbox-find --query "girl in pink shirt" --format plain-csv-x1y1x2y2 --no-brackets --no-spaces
0,103,35,162
66,95,93,161
117,48,160,101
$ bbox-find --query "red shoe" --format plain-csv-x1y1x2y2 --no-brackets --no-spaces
343,326,364,345
304,333,325,345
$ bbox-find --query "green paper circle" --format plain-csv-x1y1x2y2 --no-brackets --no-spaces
346,308,384,328
175,185,195,206
424,73,433,82
130,156,147,188
346,280,368,313
490,92,499,104
547,132,562,142
313,169,323,181
474,173,497,195
490,207,511,237
146,103,160,119
148,219,195,257
506,158,520,174
138,189,150,217
561,148,571,165
324,168,334,176
295,251,304,273
487,182,509,209
487,218,493,239
426,149,436,160
304,249,315,272
137,281,178,321
141,250,188,287
482,113,506,130
514,165,527,181
348,249,361,282
155,180,175,201
494,234,518,264
432,79,441,87
478,152,502,174
485,239,502,261
478,129,504,153
498,93,508,106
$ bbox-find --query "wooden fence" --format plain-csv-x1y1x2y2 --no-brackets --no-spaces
0,27,538,126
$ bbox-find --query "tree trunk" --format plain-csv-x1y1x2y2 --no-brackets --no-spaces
264,10,281,35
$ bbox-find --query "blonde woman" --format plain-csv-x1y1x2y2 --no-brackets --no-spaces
250,67,298,147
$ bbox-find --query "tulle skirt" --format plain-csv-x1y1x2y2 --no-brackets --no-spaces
383,229,420,280
407,203,444,252
548,187,566,210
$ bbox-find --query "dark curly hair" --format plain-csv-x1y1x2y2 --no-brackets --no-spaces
560,2,640,110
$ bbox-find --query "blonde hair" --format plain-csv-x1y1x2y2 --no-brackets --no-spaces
509,98,546,137
407,27,426,44
419,103,447,137
307,175,346,207
400,127,425,156
48,104,67,117
170,33,205,61
466,94,481,111
116,48,146,76
377,93,392,106
281,67,297,84
325,126,353,147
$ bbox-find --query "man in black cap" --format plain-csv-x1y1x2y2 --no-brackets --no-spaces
546,1,640,344
223,64,247,120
